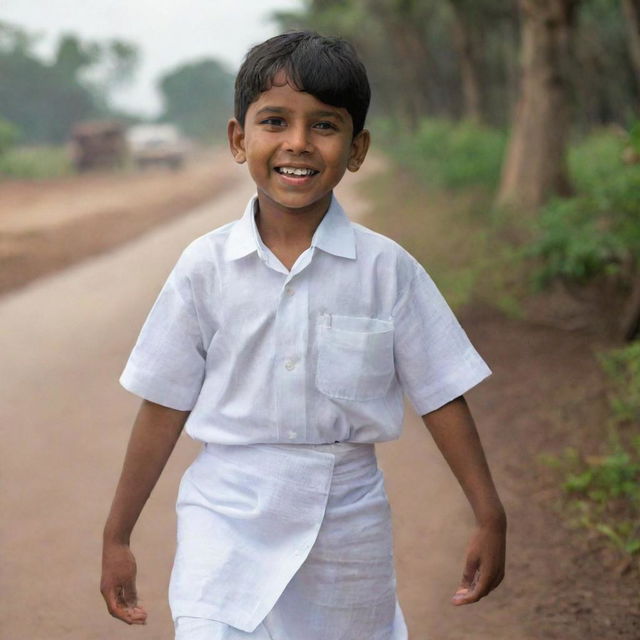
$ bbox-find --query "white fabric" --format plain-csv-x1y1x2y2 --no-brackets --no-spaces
175,603,408,639
170,442,408,638
120,194,490,637
120,194,491,444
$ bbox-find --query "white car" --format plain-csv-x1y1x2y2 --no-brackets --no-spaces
127,124,189,170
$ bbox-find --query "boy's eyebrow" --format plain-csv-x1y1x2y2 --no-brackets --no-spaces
255,106,345,122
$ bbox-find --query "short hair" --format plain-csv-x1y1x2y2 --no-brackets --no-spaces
234,31,371,136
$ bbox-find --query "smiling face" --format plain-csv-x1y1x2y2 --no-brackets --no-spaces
228,75,370,220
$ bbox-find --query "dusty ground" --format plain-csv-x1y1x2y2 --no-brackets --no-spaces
0,156,638,639
0,149,241,295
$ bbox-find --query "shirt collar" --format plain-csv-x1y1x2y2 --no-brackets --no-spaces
224,194,356,262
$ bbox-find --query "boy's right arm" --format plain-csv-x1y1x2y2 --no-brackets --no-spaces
101,399,189,625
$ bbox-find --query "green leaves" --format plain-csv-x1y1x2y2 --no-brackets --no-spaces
545,443,640,557
158,59,234,141
528,126,640,288
377,116,507,189
543,346,640,559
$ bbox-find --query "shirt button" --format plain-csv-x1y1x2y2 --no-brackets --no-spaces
284,359,296,371
285,287,295,296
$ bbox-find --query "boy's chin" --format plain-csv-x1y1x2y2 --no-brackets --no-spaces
257,191,333,214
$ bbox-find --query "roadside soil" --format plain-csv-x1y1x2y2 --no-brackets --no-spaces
0,148,240,295
1,155,638,639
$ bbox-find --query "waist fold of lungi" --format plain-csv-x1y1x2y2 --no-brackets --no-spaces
169,442,376,632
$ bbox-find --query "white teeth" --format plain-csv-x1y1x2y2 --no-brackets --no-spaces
278,167,315,176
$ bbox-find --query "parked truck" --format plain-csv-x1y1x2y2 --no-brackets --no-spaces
69,120,127,172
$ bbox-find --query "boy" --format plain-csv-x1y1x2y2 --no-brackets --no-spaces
101,31,506,639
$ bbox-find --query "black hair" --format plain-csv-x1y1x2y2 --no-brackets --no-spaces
234,31,371,136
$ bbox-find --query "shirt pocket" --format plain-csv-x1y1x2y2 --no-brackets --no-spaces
316,314,395,401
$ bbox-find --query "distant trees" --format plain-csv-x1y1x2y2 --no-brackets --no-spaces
158,59,234,140
0,22,139,144
275,0,639,208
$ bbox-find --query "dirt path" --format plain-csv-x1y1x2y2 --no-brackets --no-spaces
1,159,637,639
0,149,241,295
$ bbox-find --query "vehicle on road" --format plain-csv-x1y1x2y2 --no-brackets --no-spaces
70,120,127,172
126,124,189,170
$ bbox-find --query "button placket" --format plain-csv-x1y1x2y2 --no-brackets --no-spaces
274,273,309,441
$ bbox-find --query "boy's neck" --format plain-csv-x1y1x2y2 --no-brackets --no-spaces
255,192,332,248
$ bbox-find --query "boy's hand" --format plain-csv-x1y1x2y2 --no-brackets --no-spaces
452,518,506,606
100,543,148,625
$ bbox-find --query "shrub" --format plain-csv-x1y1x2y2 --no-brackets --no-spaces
528,127,640,288
376,117,507,190
0,145,73,179
599,341,640,426
544,341,640,557
548,445,640,556
0,115,19,156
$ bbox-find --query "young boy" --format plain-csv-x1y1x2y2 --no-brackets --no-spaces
101,31,506,639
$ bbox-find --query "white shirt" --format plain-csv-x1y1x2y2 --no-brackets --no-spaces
120,194,490,444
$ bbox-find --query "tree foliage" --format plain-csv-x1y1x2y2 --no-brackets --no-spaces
0,22,139,144
158,59,234,140
274,0,638,130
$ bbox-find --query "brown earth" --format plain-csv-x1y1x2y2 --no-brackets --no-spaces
0,156,638,639
0,149,241,295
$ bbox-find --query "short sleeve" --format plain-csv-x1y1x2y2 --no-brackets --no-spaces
392,260,491,415
119,251,207,411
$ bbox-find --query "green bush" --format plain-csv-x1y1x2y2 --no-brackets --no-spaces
0,145,73,179
544,341,640,557
599,341,640,426
548,445,640,556
376,117,507,190
0,115,19,156
528,128,640,288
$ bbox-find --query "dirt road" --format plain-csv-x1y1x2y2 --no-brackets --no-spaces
0,150,240,295
1,159,637,639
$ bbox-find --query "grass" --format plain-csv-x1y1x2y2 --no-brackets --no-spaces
0,145,74,179
527,127,640,289
542,341,640,560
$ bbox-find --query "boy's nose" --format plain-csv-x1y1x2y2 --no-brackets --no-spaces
284,125,312,154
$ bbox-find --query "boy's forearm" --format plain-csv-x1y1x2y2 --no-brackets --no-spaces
103,400,189,545
421,396,505,527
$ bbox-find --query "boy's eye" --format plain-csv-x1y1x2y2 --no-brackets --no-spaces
260,117,286,127
314,121,337,131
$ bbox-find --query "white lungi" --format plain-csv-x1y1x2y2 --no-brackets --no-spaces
171,442,408,639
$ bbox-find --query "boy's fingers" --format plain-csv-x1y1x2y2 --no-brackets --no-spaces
104,586,131,622
461,554,479,588
451,556,478,605
452,565,504,606
103,584,147,625
490,569,505,591
121,580,138,607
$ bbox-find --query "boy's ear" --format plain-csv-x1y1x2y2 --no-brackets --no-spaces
227,118,246,164
347,129,370,173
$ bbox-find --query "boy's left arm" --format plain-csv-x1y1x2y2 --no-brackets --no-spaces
422,396,506,606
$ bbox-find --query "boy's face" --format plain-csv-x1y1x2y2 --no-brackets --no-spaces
228,74,370,220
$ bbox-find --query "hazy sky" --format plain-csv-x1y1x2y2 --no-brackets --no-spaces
2,0,301,115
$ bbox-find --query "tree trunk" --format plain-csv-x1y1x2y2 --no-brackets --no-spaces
621,275,640,341
622,0,640,96
496,0,579,210
450,3,484,123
